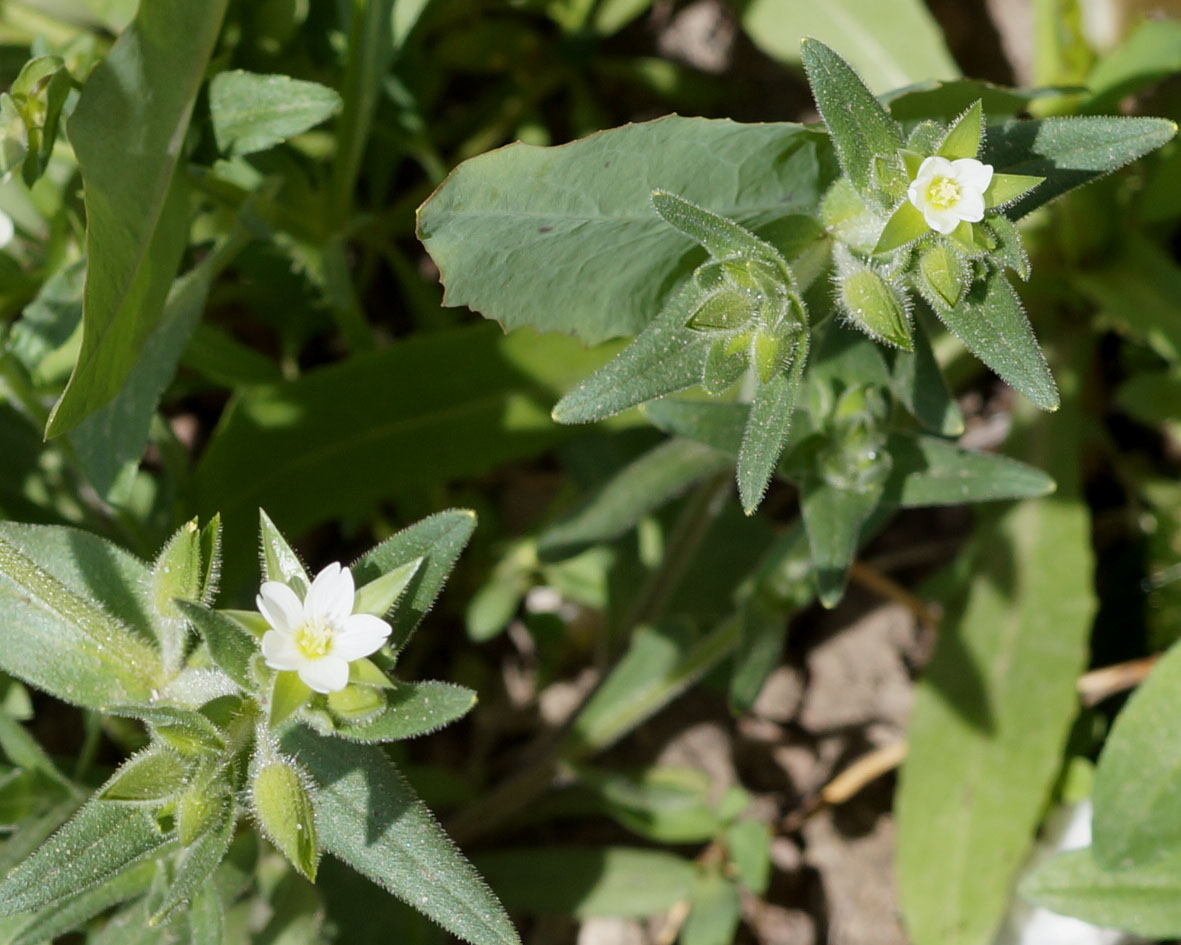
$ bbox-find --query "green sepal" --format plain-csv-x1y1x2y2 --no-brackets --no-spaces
983,214,1031,280
872,152,909,202
347,657,395,688
688,291,755,332
106,705,227,757
150,518,204,670
801,38,903,196
737,334,808,514
150,792,234,926
874,200,929,254
819,177,882,254
946,220,994,256
177,600,256,690
836,263,913,350
177,781,227,847
198,514,222,605
101,747,191,803
936,100,983,160
252,758,319,881
702,336,748,395
984,173,1044,208
906,120,945,156
259,509,309,592
327,684,386,724
916,242,969,308
352,557,422,617
898,148,926,179
752,331,787,383
270,671,312,727
651,190,776,265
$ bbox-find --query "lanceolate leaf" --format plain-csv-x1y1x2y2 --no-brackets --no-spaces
799,476,884,607
47,0,230,437
0,799,172,915
177,601,256,690
151,794,235,923
320,681,477,742
984,116,1176,219
931,269,1059,411
1021,847,1181,938
888,322,964,435
538,438,731,560
0,525,163,708
737,342,807,514
281,728,520,945
418,116,830,343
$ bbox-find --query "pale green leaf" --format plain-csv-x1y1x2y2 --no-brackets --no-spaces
47,0,230,436
418,116,828,344
681,872,742,945
641,400,747,456
352,558,422,618
210,71,342,156
651,190,780,265
281,728,520,945
571,766,720,844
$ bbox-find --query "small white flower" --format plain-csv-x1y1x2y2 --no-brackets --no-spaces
907,156,994,235
0,209,13,249
257,562,391,694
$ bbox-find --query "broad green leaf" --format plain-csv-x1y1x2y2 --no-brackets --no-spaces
152,793,235,923
538,438,730,560
888,319,964,436
1021,847,1181,938
800,39,904,194
1092,639,1181,869
565,618,740,756
177,601,255,690
882,433,1055,507
571,766,720,844
197,325,613,579
681,872,742,945
418,116,829,343
737,339,807,513
896,372,1095,945
281,727,520,945
320,681,477,742
0,525,163,708
210,71,342,156
472,847,695,918
47,0,230,437
982,116,1176,219
550,284,709,423
799,476,884,607
350,509,477,651
253,760,318,881
641,400,747,456
2,859,155,945
0,793,84,878
931,270,1058,411
0,798,171,915
743,1,957,94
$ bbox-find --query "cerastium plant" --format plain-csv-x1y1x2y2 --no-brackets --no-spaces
0,511,518,945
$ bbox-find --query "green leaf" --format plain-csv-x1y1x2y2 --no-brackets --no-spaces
270,672,313,728
641,400,747,456
350,509,477,651
983,173,1043,208
737,339,807,514
651,190,781,265
149,519,203,670
353,558,423,617
0,524,163,708
178,601,256,690
888,317,964,436
915,243,967,309
725,820,772,895
799,476,884,607
571,766,720,844
210,70,342,156
253,760,318,881
550,284,711,423
106,704,227,756
800,39,904,194
930,269,1058,411
565,619,741,756
681,872,742,945
1083,18,1181,112
320,681,477,742
151,793,235,923
100,747,190,802
882,433,1056,507
46,0,230,437
259,508,310,589
936,100,983,160
0,798,171,915
886,79,1059,123
197,325,607,578
982,116,1177,219
896,379,1095,945
743,1,958,94
984,215,1030,281
418,116,828,344
1092,639,1181,870
281,727,520,945
688,292,756,332
1021,847,1181,939
187,878,224,945
538,438,731,560
472,847,695,918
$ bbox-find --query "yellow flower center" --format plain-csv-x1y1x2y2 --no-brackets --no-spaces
295,619,334,659
926,176,961,210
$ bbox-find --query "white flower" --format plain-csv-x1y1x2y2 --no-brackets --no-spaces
257,562,391,694
0,209,13,249
907,156,994,235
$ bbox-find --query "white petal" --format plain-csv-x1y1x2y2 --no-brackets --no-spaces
916,155,952,182
924,206,962,234
257,581,304,633
0,210,13,249
956,192,986,222
332,613,392,661
907,178,926,210
299,656,350,693
953,158,994,194
261,630,304,671
305,562,353,620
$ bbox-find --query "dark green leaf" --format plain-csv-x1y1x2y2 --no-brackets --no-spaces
882,433,1055,507
571,766,720,844
178,601,256,690
641,400,748,456
888,321,964,436
799,477,884,607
